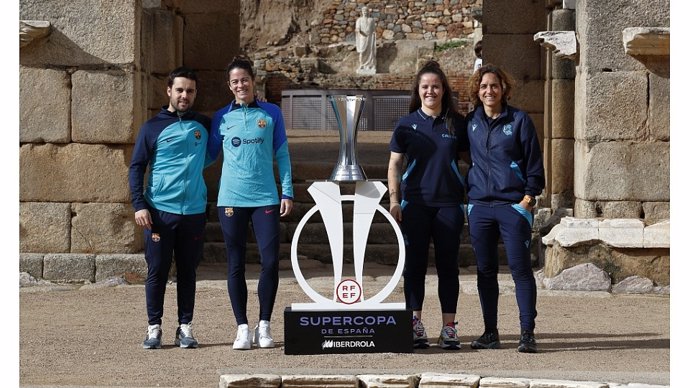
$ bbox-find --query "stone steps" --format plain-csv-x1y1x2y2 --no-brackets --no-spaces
202,241,480,267
203,157,511,268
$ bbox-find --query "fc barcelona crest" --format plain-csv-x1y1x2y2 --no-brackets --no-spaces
194,130,201,140
225,207,234,217
151,233,161,242
257,118,267,128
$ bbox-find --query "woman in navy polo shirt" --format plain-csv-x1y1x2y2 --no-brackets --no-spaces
465,64,545,353
387,60,469,350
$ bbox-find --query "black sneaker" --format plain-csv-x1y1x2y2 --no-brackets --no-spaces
517,330,537,353
470,329,501,349
143,324,162,349
175,323,198,348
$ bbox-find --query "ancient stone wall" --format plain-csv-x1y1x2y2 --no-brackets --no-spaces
243,1,481,116
19,0,240,257
313,0,480,43
538,0,670,288
573,0,669,222
20,0,145,255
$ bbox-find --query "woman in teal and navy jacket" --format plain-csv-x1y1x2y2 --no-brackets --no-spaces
208,56,293,351
465,64,545,353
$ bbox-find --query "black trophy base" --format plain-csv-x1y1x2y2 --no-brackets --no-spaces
283,307,413,355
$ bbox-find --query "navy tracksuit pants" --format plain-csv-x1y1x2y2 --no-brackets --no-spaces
467,202,537,332
218,205,280,325
144,208,206,326
401,202,464,314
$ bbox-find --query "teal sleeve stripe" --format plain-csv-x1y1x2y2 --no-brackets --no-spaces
402,159,416,182
510,161,526,183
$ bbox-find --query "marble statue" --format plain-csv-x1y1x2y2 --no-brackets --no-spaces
355,6,376,75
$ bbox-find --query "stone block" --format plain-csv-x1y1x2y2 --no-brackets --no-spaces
43,253,95,283
576,71,648,142
551,192,574,209
20,0,139,66
20,253,44,279
478,376,530,387
574,141,669,201
71,203,143,254
573,199,597,218
600,201,642,219
550,9,575,31
643,220,669,248
95,254,147,283
218,374,281,388
612,275,654,294
542,262,611,291
552,55,576,80
573,67,587,145
195,70,233,113
147,74,168,111
418,372,481,387
551,138,574,194
543,241,669,284
19,202,71,253
145,10,182,74
642,202,669,224
541,217,599,248
483,0,546,34
280,375,358,388
576,0,669,73
72,70,142,144
20,67,71,143
598,218,644,248
20,143,131,203
649,73,669,141
358,374,419,387
510,80,544,114
551,79,574,139
530,379,608,388
183,13,240,71
483,34,543,81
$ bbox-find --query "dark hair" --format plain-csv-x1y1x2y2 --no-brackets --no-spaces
409,60,460,133
226,56,255,80
474,40,482,57
167,67,198,88
468,63,515,108
409,60,458,114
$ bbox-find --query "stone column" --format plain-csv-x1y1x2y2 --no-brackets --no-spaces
548,8,576,210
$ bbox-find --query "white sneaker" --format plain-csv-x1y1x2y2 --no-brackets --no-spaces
233,324,251,350
175,322,198,348
143,324,162,349
253,320,275,348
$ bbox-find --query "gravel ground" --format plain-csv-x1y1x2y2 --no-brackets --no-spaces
19,263,670,388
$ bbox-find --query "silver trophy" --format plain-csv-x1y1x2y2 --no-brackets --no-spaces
328,95,367,181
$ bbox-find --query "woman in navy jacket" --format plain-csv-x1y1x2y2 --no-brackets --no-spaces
465,64,545,353
387,60,469,350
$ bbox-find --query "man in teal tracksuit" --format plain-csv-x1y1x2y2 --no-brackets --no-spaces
129,67,211,350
